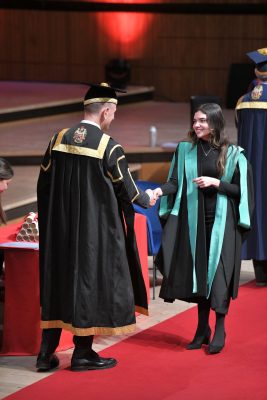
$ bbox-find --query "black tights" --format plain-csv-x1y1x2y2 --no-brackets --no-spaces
195,298,211,335
211,312,226,346
195,299,226,343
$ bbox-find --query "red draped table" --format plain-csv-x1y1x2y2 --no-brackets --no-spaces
0,213,149,355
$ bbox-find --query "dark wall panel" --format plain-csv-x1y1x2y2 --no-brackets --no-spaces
0,5,266,106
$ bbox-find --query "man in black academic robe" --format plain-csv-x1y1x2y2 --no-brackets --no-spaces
36,83,154,372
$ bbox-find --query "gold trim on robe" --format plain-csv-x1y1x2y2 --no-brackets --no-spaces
108,144,123,159
107,155,125,182
135,305,149,316
40,133,59,172
41,320,136,336
236,101,267,110
128,168,140,202
52,129,110,159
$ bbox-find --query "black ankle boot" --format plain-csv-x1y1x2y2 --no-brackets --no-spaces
187,326,211,350
209,332,226,354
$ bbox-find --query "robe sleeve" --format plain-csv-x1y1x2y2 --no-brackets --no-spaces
160,147,179,196
159,144,182,219
105,142,150,208
161,151,178,196
37,134,56,306
37,136,55,202
246,161,254,218
37,134,59,215
239,160,254,234
218,167,240,199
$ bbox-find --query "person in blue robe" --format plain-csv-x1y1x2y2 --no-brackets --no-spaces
236,48,267,286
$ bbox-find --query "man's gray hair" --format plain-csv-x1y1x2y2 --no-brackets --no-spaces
84,102,108,114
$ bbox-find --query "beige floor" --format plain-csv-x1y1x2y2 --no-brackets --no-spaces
0,260,254,399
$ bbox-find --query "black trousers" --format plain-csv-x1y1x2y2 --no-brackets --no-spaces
40,328,94,356
253,259,267,282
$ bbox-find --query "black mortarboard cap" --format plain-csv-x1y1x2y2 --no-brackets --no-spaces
247,48,267,64
83,82,125,106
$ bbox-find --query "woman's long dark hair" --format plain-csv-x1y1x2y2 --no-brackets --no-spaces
0,158,14,224
188,103,230,177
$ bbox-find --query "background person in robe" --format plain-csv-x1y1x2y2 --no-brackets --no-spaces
36,83,155,372
152,103,253,354
0,157,14,224
236,48,267,286
0,158,14,280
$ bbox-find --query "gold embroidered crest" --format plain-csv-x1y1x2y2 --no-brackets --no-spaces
73,126,87,144
251,84,263,100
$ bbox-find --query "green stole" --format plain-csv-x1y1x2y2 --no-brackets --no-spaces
159,142,250,297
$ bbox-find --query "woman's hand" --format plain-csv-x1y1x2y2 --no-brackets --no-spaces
193,176,220,188
145,187,163,207
145,189,157,206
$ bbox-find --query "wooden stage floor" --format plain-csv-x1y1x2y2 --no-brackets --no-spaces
0,81,237,219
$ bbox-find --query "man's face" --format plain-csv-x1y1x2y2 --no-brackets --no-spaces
101,103,117,131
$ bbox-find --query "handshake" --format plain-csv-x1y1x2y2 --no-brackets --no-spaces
145,187,163,207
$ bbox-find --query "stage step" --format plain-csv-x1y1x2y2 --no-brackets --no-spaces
0,81,154,122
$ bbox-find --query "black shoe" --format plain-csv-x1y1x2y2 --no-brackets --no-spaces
71,350,117,371
187,326,211,350
256,281,267,287
209,333,226,354
36,353,59,371
253,261,267,285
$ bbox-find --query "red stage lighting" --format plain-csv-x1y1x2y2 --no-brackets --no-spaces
95,1,155,56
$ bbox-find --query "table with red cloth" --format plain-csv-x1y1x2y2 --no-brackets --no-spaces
0,213,149,355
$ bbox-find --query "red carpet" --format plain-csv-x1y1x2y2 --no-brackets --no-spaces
3,281,267,400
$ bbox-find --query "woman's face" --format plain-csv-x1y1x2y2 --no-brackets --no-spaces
193,111,211,141
0,179,12,193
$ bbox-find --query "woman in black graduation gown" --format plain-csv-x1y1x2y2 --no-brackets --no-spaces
153,103,254,354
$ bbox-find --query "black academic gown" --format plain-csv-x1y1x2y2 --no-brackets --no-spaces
37,122,149,336
156,142,254,307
